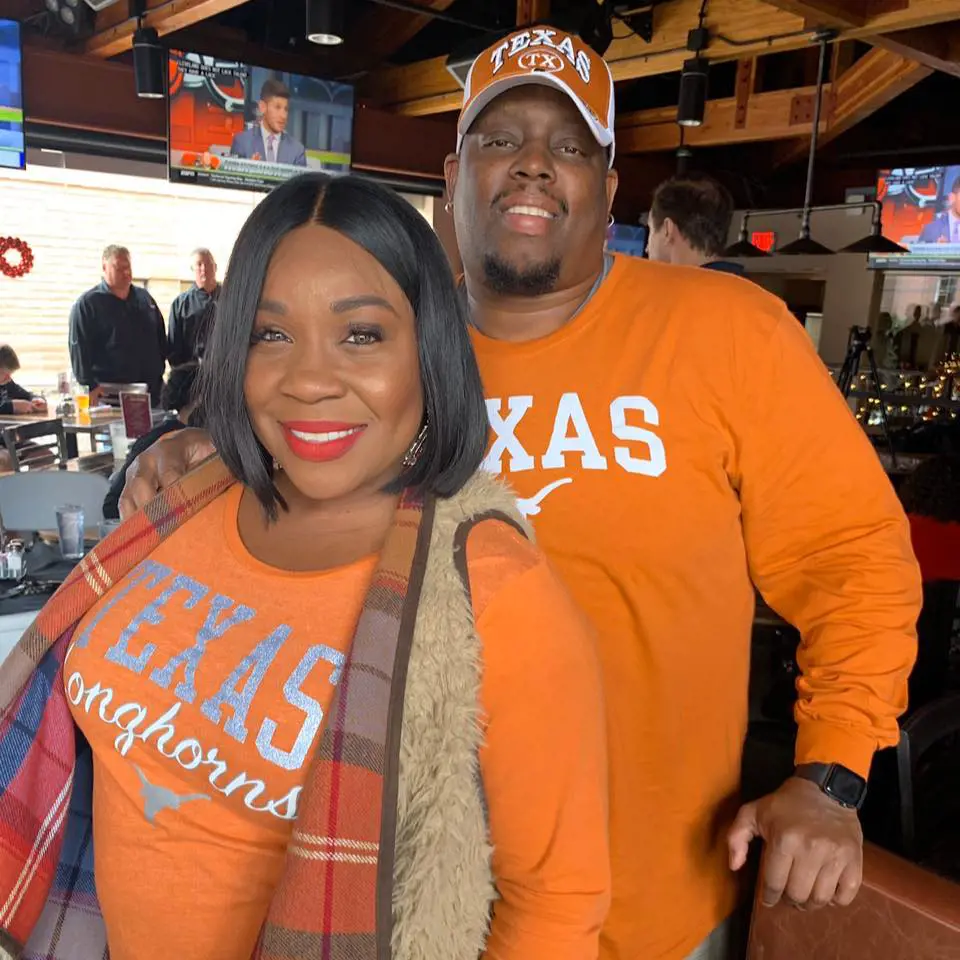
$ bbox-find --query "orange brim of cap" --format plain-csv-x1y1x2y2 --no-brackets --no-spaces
457,73,616,167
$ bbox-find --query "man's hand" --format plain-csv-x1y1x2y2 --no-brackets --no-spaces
119,427,216,519
728,776,863,910
10,399,34,414
31,397,48,413
88,385,104,407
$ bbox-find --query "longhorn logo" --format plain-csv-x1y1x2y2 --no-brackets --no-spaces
135,765,211,824
516,478,573,518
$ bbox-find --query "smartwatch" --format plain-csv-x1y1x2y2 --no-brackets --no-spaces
794,763,867,810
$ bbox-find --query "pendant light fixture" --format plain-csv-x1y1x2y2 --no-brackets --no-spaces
840,203,910,254
306,0,345,45
778,31,836,256
677,57,708,127
132,0,164,99
724,220,772,258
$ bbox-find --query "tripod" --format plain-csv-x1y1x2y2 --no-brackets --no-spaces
836,325,898,469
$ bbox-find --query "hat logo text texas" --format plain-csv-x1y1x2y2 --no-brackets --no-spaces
489,29,592,85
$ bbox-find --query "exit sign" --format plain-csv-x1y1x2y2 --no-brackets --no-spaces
751,231,777,253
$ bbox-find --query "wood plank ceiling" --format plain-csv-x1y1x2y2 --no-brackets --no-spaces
12,0,960,166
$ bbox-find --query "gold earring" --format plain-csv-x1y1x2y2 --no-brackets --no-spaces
402,421,429,468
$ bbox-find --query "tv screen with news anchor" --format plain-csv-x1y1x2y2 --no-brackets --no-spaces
0,19,25,171
871,166,960,269
168,51,354,192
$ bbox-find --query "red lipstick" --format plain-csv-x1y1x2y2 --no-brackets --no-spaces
279,421,366,463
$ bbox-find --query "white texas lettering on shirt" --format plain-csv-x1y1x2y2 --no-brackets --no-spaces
483,392,667,519
65,558,347,824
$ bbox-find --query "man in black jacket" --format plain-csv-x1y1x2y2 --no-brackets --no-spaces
68,244,167,405
167,248,220,366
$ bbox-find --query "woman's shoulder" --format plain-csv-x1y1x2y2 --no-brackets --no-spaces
461,518,550,623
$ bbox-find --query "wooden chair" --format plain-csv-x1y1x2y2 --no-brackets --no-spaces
0,470,109,532
1,419,68,471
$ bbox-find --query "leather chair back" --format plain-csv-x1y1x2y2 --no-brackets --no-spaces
747,843,960,958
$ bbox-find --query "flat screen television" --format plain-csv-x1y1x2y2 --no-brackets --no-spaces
607,222,647,258
0,19,25,171
168,51,354,192
871,166,960,270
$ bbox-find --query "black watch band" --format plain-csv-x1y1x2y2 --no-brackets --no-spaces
794,762,867,810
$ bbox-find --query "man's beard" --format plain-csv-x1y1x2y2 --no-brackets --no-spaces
482,254,561,297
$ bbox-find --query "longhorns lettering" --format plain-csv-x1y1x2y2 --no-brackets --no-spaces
489,30,592,85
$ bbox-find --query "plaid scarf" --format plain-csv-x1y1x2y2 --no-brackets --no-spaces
0,457,439,960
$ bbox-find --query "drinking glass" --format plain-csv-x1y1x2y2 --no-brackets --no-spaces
56,505,85,560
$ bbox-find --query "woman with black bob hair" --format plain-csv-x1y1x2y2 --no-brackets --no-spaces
204,172,489,514
2,173,609,960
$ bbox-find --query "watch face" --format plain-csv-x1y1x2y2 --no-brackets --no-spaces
825,765,867,806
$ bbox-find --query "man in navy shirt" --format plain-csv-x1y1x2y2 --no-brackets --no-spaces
647,175,748,277
68,244,167,405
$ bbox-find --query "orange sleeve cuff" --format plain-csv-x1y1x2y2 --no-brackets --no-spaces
794,721,882,780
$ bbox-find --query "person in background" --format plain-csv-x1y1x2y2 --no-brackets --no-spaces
1,173,608,960
68,244,167,405
118,28,921,960
230,78,307,167
647,175,748,277
101,362,202,521
898,454,960,582
167,248,220,366
0,344,47,415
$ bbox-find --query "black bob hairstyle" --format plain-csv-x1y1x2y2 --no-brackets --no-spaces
201,172,490,516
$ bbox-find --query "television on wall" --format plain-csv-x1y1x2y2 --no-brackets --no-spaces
0,19,25,171
168,51,354,192
606,222,648,258
870,166,960,270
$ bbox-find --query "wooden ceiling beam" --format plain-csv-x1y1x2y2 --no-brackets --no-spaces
870,23,960,78
758,0,868,28
361,0,810,114
86,0,250,59
766,0,960,36
361,0,960,117
517,0,551,25
326,0,458,75
774,46,931,164
617,83,830,153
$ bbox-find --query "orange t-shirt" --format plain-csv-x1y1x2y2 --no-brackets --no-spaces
67,484,608,960
471,255,921,960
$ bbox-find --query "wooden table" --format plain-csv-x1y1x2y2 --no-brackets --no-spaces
61,412,124,456
57,452,115,479
1,410,124,457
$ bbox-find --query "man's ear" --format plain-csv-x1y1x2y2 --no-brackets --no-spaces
661,217,678,245
605,167,619,218
443,153,460,206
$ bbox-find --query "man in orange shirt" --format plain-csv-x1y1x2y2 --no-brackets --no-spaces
121,27,921,960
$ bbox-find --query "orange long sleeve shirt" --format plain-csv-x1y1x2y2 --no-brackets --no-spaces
471,254,921,960
66,485,609,960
